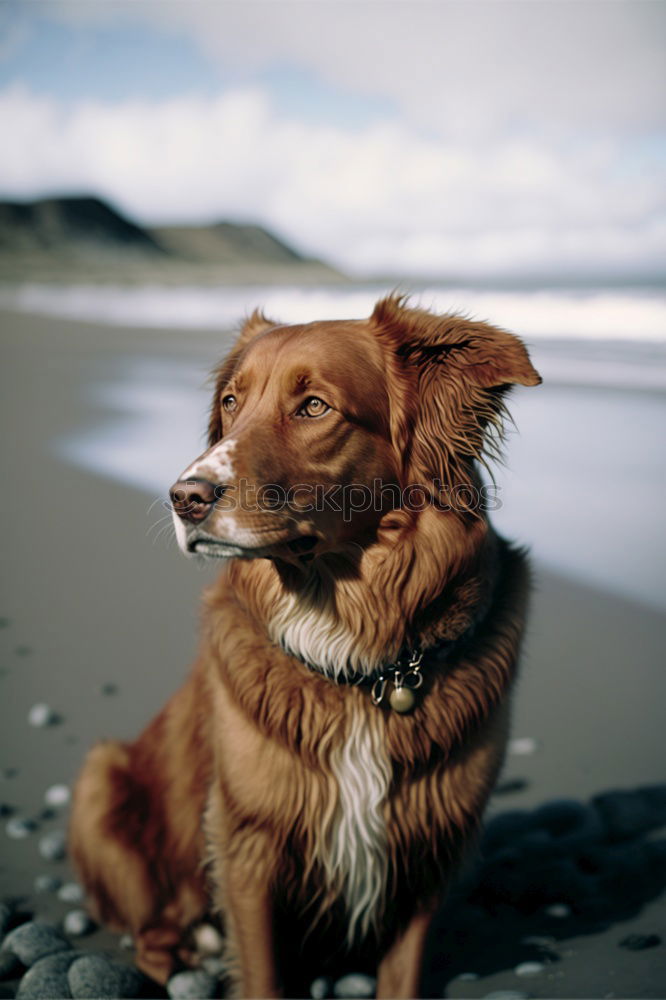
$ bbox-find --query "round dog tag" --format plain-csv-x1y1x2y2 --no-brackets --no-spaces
389,686,415,713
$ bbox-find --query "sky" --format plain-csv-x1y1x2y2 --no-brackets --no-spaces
0,0,665,281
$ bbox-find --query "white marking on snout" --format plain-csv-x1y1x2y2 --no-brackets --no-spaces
183,438,236,486
173,438,283,558
172,509,190,554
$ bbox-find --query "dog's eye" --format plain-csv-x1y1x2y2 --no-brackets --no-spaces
297,397,330,418
222,395,237,413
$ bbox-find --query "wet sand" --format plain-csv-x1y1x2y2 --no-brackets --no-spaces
1,310,665,998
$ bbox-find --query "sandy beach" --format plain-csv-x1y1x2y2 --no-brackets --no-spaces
1,309,665,999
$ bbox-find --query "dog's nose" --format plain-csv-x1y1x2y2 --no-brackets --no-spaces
169,479,218,523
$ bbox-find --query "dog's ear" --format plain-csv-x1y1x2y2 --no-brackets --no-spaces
371,295,541,493
207,310,277,444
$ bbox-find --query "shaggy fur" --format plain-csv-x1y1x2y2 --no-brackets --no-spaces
70,296,541,998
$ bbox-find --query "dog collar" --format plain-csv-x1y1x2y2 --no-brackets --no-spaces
299,593,488,713
325,636,458,714
368,647,427,713
368,636,463,713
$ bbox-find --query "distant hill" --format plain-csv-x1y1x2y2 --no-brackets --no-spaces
152,222,305,266
0,196,164,254
0,195,344,284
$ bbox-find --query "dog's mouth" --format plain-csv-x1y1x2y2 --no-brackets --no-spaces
187,534,320,561
188,539,253,558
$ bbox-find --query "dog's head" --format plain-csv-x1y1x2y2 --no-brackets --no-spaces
170,295,540,563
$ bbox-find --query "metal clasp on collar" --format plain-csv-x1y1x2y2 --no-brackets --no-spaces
371,649,424,710
371,675,388,706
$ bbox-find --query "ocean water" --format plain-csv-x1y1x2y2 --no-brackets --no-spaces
2,281,666,345
5,281,664,611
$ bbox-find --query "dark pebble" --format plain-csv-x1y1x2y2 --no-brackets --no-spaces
533,800,604,848
619,933,661,951
2,920,70,966
515,829,553,859
646,838,666,876
0,806,14,820
521,934,557,949
167,969,218,999
596,842,648,902
14,647,32,657
201,955,225,977
483,992,530,999
0,904,11,935
482,811,533,854
16,951,80,999
643,786,666,812
100,683,118,696
38,830,67,862
68,954,145,999
593,786,666,841
333,973,377,998
482,850,591,909
34,875,62,894
449,903,487,932
535,858,591,903
0,618,10,629
481,853,527,905
310,976,333,999
0,949,21,980
6,817,38,839
574,894,613,921
1,769,17,781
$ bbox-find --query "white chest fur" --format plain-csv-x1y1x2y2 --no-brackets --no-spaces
269,593,383,678
323,707,392,945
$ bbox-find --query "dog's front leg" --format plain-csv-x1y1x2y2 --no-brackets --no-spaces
376,905,436,1000
207,787,281,999
224,839,280,999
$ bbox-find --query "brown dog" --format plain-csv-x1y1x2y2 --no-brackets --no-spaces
70,295,541,998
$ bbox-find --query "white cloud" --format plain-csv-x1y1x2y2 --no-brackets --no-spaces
0,83,663,279
50,0,666,140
